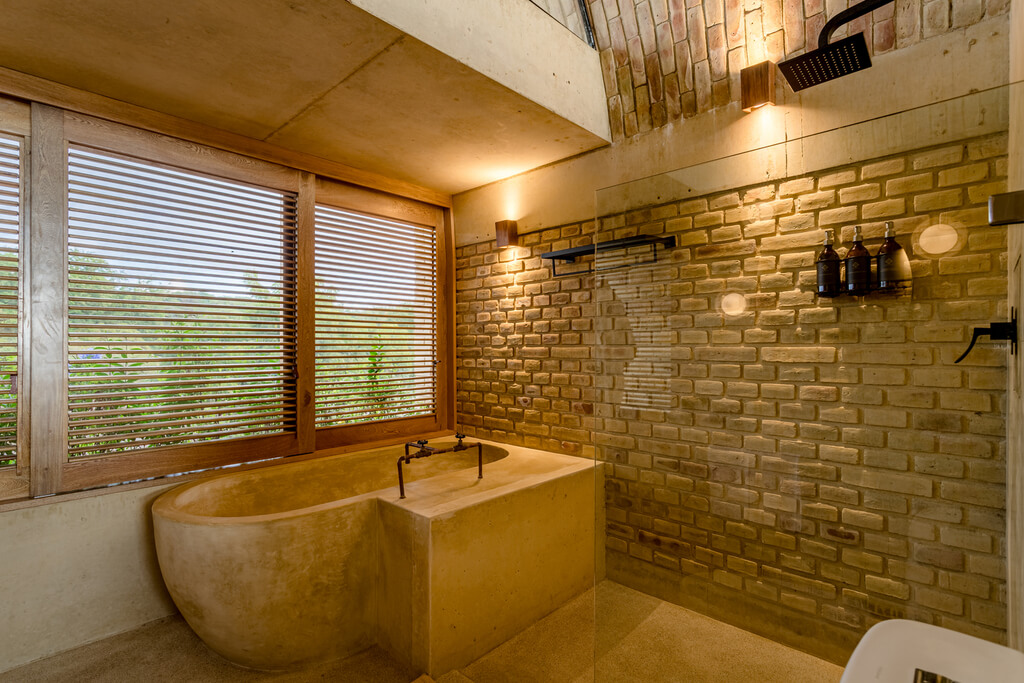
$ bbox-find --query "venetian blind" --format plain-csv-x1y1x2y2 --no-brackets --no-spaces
314,205,436,427
0,136,19,467
66,146,298,458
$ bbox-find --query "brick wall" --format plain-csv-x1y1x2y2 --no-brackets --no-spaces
455,223,598,455
455,132,1009,660
590,0,1011,139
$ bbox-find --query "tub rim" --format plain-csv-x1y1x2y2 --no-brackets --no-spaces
152,438,513,526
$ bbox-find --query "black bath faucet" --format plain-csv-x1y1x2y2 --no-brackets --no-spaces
397,437,483,499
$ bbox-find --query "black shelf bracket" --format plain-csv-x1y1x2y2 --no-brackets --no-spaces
541,235,676,277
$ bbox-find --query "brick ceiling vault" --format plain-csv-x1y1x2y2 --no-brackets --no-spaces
589,0,1010,139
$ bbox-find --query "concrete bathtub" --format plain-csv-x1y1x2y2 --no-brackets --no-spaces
152,439,595,675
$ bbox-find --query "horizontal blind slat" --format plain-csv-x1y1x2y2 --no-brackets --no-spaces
67,145,297,458
0,135,18,468
314,203,436,429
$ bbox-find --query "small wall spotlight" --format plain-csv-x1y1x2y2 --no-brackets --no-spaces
496,219,518,248
741,61,776,112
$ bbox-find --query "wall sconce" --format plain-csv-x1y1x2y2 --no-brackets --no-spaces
496,219,518,248
741,61,776,112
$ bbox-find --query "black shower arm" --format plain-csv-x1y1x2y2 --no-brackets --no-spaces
818,0,896,48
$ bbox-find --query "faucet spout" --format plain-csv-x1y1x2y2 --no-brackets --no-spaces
396,437,484,499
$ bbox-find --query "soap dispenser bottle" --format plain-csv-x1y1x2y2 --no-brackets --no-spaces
875,221,912,291
844,225,871,295
816,229,842,298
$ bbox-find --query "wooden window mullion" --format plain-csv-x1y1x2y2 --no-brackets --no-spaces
294,171,315,452
28,103,68,497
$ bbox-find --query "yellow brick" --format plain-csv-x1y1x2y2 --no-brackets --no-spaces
937,162,989,187
709,192,742,209
743,184,776,202
796,191,836,211
818,205,859,225
913,145,964,169
967,180,1007,204
861,197,906,218
841,509,885,531
818,169,857,188
885,173,933,195
866,575,910,599
913,189,963,212
838,184,881,203
841,468,932,496
966,134,1006,160
779,177,815,196
842,549,884,572
862,158,907,178
916,588,964,615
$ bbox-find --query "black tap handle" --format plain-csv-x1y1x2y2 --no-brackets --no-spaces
955,327,988,364
955,309,1018,363
455,432,465,441
416,439,428,447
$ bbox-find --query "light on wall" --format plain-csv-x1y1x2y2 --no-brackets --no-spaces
916,223,961,256
741,61,776,112
721,293,748,316
496,219,518,248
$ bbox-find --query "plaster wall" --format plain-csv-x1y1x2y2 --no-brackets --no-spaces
350,0,611,141
453,16,1009,246
0,485,176,673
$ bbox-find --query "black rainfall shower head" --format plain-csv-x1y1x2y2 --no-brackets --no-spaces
777,0,893,92
778,33,872,92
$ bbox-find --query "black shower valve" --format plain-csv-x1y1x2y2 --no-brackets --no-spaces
954,308,1018,364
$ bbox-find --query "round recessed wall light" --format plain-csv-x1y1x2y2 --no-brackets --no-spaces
721,292,747,316
916,223,960,256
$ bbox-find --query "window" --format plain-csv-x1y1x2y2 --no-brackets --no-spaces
66,146,298,458
1,104,451,503
314,205,437,428
0,135,19,468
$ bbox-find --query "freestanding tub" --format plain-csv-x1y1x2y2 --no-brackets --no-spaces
152,439,595,675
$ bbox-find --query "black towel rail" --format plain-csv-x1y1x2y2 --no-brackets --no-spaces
540,235,676,277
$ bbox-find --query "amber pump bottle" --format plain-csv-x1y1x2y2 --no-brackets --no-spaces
845,225,871,295
875,221,912,291
816,229,842,298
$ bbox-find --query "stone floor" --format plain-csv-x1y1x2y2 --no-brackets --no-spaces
2,581,845,682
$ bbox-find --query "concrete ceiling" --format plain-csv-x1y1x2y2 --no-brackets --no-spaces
0,0,609,195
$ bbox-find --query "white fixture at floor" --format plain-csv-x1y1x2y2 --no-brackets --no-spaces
841,619,1024,682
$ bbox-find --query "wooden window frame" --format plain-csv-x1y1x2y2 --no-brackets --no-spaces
312,179,453,452
6,101,455,502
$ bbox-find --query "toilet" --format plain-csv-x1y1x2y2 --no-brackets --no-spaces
841,619,1024,682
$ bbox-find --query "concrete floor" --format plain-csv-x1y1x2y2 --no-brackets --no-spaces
2,581,844,682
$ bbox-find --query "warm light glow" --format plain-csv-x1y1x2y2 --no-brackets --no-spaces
503,187,520,222
501,245,522,260
917,223,960,256
754,102,785,138
721,293,747,316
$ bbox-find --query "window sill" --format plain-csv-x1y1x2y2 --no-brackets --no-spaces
0,429,453,514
